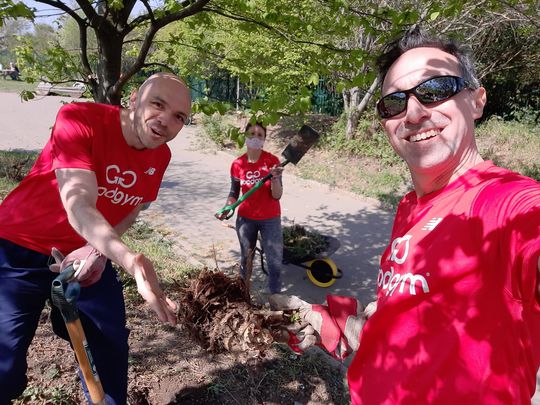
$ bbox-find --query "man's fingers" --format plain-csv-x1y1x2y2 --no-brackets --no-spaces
51,247,65,264
49,263,61,273
296,325,316,340
285,321,310,333
269,294,308,311
165,297,178,312
295,334,318,351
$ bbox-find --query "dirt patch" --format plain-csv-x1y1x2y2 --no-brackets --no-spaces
16,273,350,405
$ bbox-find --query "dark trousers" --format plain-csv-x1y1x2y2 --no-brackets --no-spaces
0,238,129,404
236,215,283,293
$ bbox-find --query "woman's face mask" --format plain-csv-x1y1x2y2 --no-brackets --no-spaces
245,125,266,150
245,136,265,150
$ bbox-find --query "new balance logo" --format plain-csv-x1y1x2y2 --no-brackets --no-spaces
422,217,442,231
145,167,156,175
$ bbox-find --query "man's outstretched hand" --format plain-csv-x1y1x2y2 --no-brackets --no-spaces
49,244,108,287
269,294,376,359
131,253,178,326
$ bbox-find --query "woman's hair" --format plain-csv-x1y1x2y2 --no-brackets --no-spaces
245,121,267,137
376,26,480,88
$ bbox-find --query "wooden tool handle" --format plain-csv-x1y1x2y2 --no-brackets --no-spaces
66,319,106,404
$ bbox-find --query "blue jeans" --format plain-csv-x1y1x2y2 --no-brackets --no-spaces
236,216,283,293
0,238,129,404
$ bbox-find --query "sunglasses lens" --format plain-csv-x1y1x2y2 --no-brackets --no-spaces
377,93,406,119
377,76,466,118
415,76,460,103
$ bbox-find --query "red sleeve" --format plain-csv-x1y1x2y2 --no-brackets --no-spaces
494,182,540,304
50,103,94,171
230,157,242,180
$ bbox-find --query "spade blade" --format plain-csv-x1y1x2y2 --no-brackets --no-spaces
281,125,320,165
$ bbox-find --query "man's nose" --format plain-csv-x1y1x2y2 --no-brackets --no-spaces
404,95,431,123
156,112,170,128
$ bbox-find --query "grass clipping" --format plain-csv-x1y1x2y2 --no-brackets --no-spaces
177,269,287,360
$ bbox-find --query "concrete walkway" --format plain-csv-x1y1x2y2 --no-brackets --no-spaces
0,91,538,401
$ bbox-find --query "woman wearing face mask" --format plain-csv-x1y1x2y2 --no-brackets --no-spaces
219,122,284,294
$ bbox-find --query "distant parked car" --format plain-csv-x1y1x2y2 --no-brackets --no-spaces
35,81,86,98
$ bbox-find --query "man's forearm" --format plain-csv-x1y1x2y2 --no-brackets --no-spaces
67,203,137,272
56,168,137,271
113,205,143,236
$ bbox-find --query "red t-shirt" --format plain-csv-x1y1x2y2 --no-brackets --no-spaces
348,161,540,404
0,102,171,255
230,150,281,220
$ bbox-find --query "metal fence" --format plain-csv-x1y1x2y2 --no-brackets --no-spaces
187,75,343,117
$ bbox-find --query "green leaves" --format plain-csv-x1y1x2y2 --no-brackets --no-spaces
0,0,34,27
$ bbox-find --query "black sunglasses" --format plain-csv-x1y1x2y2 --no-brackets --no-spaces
376,75,470,119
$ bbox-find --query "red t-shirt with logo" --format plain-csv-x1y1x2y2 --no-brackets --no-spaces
348,161,540,404
230,150,281,220
0,102,171,255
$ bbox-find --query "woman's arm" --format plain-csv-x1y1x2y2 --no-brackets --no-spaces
270,165,284,199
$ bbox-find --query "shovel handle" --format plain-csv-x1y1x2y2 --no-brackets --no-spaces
214,173,272,220
65,319,106,404
51,266,106,404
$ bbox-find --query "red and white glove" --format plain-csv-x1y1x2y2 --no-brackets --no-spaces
269,294,342,354
269,294,376,359
49,244,108,287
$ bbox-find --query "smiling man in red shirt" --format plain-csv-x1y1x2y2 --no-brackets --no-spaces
0,73,191,404
271,28,540,404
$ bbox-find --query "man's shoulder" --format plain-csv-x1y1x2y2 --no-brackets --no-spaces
59,102,119,114
482,163,539,189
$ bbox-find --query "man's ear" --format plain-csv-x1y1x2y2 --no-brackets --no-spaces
128,90,138,110
471,86,487,120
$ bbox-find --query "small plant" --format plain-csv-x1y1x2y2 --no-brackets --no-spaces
14,386,77,404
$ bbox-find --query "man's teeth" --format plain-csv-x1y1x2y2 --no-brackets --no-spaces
409,130,438,142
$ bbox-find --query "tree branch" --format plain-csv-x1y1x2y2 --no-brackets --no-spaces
203,4,350,53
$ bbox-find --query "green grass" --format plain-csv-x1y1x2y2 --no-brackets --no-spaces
0,78,36,93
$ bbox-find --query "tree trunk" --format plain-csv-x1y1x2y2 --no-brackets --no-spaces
94,31,124,105
343,75,382,140
344,86,361,140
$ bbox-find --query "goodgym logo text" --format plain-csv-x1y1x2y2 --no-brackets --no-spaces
378,234,430,296
97,165,143,206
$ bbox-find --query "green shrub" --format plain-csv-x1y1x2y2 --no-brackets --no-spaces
199,113,236,147
320,115,401,166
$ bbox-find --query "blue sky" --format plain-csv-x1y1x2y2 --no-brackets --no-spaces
21,0,66,25
21,0,149,26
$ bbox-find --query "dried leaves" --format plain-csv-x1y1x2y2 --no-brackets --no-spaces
177,269,287,360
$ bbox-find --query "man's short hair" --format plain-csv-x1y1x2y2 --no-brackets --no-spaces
376,26,480,89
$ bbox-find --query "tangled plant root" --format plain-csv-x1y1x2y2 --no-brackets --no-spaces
177,269,287,360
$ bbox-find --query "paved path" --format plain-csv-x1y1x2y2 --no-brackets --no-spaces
1,91,538,401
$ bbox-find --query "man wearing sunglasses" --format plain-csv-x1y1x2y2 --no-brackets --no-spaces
270,28,540,404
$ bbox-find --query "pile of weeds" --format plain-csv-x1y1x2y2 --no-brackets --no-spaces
283,224,329,262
